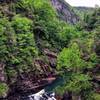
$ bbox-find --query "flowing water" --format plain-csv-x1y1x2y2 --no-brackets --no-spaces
20,77,64,100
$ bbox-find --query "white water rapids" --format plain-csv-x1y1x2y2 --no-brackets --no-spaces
21,89,56,100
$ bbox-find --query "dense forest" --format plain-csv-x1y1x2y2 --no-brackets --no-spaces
0,0,100,100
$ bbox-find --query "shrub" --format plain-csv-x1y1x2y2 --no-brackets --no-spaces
65,73,92,94
12,15,33,33
0,18,16,63
12,15,38,72
57,43,86,72
0,83,9,97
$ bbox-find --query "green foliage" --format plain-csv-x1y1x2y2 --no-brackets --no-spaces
0,0,99,99
17,0,56,21
57,43,86,71
17,0,60,49
0,18,16,63
93,93,100,100
17,0,34,10
58,24,76,44
0,83,9,97
0,19,8,61
73,7,94,20
93,26,100,56
32,0,59,47
12,15,33,33
84,8,100,30
17,0,82,49
12,15,38,72
57,42,97,98
83,91,100,100
57,39,97,71
7,68,17,78
33,0,56,21
55,73,92,96
0,14,38,83
65,73,92,94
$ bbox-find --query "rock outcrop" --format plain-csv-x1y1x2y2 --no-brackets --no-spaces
43,48,57,68
50,0,80,24
0,63,6,82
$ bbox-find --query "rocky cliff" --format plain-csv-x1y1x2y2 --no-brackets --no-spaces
50,0,80,24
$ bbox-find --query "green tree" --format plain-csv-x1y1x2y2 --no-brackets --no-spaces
84,8,100,30
57,42,95,100
12,15,38,72
0,18,16,62
57,43,86,72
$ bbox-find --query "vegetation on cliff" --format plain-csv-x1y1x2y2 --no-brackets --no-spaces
0,0,100,99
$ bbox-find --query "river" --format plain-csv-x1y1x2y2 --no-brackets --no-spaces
20,77,64,100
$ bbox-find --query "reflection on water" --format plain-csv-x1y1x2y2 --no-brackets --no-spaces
45,72,72,92
45,77,64,92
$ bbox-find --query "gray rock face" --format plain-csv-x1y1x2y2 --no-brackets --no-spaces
50,0,80,24
0,63,6,82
